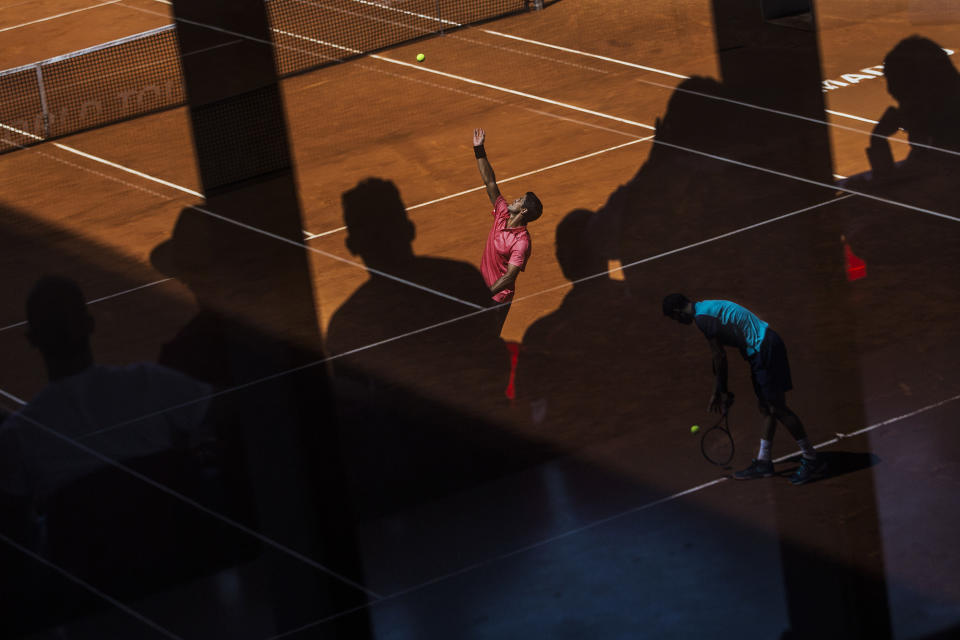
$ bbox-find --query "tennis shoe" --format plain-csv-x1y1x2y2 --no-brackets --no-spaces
789,456,828,485
733,459,775,480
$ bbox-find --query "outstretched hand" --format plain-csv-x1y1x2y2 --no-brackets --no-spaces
473,128,485,146
708,391,734,414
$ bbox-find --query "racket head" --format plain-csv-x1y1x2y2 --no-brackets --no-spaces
700,422,734,467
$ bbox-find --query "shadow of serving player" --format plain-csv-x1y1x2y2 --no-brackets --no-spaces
325,177,523,520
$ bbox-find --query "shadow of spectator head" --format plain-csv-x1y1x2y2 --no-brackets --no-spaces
556,209,605,282
654,76,733,153
151,206,226,300
884,36,959,110
26,275,93,359
342,178,415,268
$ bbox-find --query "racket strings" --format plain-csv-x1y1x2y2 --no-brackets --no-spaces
700,415,734,466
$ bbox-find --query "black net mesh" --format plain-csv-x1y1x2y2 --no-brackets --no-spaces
41,27,186,138
0,67,45,153
0,0,540,153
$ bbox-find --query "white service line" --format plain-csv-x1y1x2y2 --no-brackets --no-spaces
52,142,203,198
825,109,878,125
304,137,653,239
275,27,654,131
0,0,121,33
484,29,887,127
338,0,884,130
483,28,689,80
370,54,655,131
271,388,960,638
652,138,960,224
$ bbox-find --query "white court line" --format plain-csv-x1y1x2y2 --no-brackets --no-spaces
53,142,203,198
273,389,960,637
140,0,945,161
483,28,689,80
483,29,895,132
0,278,173,335
304,137,653,239
271,27,654,131
652,138,960,224
492,30,960,159
0,386,26,405
825,109,878,125
0,532,183,639
0,0,121,33
365,57,655,130
338,0,885,130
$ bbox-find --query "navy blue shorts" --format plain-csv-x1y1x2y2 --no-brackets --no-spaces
749,329,793,408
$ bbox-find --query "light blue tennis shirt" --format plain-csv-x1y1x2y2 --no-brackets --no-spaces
693,300,769,358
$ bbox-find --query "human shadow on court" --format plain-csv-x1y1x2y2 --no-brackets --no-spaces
0,275,229,634
327,177,526,519
838,35,960,280
516,209,647,444
846,36,960,197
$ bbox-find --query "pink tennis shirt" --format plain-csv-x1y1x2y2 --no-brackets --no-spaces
481,196,531,303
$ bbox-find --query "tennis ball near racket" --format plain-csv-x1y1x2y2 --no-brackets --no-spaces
416,53,426,62
690,425,700,434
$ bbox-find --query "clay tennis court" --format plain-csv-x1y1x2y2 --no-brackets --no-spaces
1,1,959,638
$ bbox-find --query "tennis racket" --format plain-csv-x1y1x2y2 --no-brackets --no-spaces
700,392,735,467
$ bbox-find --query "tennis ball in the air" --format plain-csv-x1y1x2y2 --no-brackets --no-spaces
416,53,426,62
690,425,700,434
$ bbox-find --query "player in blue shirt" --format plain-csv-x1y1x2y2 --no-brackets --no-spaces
662,294,827,485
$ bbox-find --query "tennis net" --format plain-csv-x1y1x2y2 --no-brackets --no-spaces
0,0,545,154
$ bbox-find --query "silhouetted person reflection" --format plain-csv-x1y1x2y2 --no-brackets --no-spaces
864,36,960,188
0,275,212,523
517,209,642,440
326,177,511,517
841,36,960,275
0,276,214,633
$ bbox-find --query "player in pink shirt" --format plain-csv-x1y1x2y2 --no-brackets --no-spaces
473,127,542,331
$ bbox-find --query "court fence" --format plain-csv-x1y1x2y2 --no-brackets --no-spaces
0,0,550,154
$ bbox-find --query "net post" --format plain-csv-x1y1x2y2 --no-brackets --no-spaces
436,0,444,34
35,64,50,139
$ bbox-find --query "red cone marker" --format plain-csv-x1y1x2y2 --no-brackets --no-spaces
842,235,867,281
